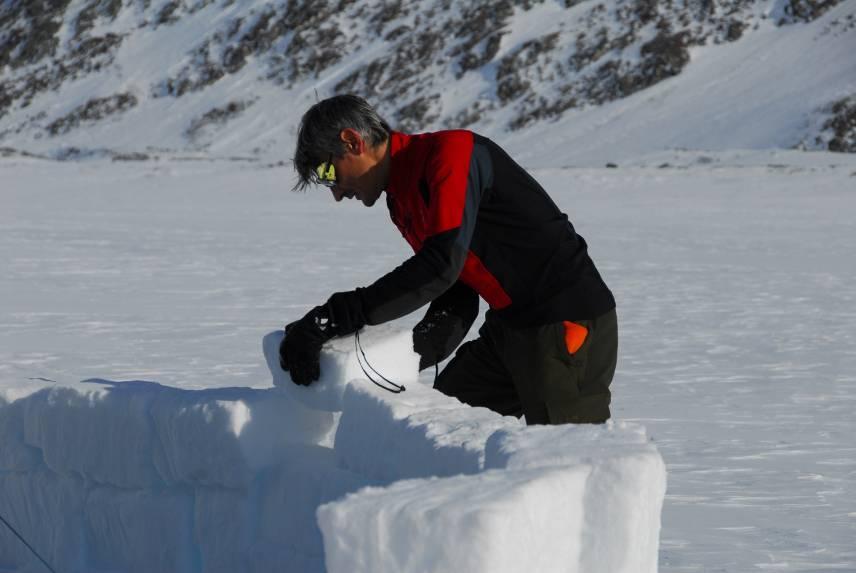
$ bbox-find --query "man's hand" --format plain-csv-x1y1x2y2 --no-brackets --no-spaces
279,307,334,386
279,290,367,386
412,281,479,371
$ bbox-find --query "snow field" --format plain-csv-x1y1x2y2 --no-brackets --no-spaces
0,322,666,572
8,154,854,571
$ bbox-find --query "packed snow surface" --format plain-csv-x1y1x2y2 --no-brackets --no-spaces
2,150,855,571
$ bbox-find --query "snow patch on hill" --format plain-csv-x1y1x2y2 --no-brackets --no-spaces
1,0,853,163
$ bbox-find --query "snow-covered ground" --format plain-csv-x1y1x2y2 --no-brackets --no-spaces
2,148,855,570
2,0,855,569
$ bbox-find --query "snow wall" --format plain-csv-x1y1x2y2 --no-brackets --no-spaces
0,326,666,573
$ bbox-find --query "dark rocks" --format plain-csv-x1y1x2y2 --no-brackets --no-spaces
185,100,255,142
0,0,821,145
0,0,73,70
823,96,856,153
639,30,691,83
46,93,138,136
779,0,843,24
497,33,561,103
397,95,441,133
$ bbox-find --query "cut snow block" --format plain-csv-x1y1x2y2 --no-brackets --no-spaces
263,324,419,412
249,445,376,573
84,486,195,573
150,387,335,488
334,380,521,482
317,465,591,573
0,470,84,571
20,385,162,488
0,398,43,472
194,488,252,573
484,421,667,573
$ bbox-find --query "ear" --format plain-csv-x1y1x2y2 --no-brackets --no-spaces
339,128,365,154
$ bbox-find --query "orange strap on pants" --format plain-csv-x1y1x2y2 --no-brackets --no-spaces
562,321,588,355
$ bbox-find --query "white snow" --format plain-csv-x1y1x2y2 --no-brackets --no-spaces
3,150,855,571
318,466,593,573
2,1,856,569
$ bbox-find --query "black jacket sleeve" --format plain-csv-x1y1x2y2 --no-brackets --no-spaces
412,280,479,370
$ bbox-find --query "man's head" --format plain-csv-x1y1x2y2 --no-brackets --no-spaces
293,94,392,207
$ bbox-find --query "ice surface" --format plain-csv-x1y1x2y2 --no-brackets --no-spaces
262,324,420,411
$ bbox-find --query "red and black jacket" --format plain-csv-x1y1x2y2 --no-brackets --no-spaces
325,130,615,367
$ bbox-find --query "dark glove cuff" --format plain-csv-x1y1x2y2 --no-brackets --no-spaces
324,289,367,337
297,305,337,342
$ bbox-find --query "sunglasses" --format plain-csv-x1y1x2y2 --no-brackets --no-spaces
312,153,337,188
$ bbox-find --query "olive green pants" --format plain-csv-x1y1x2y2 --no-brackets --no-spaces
434,308,617,425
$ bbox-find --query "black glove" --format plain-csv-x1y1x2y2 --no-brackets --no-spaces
279,306,334,386
278,321,297,371
279,290,368,386
413,281,479,370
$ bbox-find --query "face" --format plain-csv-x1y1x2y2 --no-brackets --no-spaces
328,151,385,207
314,128,389,207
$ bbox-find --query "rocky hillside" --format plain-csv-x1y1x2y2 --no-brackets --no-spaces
0,0,852,160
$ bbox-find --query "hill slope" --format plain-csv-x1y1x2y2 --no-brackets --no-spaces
1,0,853,164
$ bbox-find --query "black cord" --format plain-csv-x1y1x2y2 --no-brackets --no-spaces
0,511,57,573
354,330,406,393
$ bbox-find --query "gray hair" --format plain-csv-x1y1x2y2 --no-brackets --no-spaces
292,94,392,192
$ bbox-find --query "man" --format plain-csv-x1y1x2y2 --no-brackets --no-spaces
281,94,617,425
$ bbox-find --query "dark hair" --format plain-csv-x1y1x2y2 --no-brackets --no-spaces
292,94,391,191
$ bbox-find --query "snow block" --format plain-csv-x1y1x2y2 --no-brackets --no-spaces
248,445,376,573
0,398,42,472
149,386,335,487
0,470,84,571
317,465,591,573
5,380,335,490
84,486,195,573
484,422,667,573
263,324,420,412
20,384,162,488
322,392,665,573
194,488,252,573
333,380,522,482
